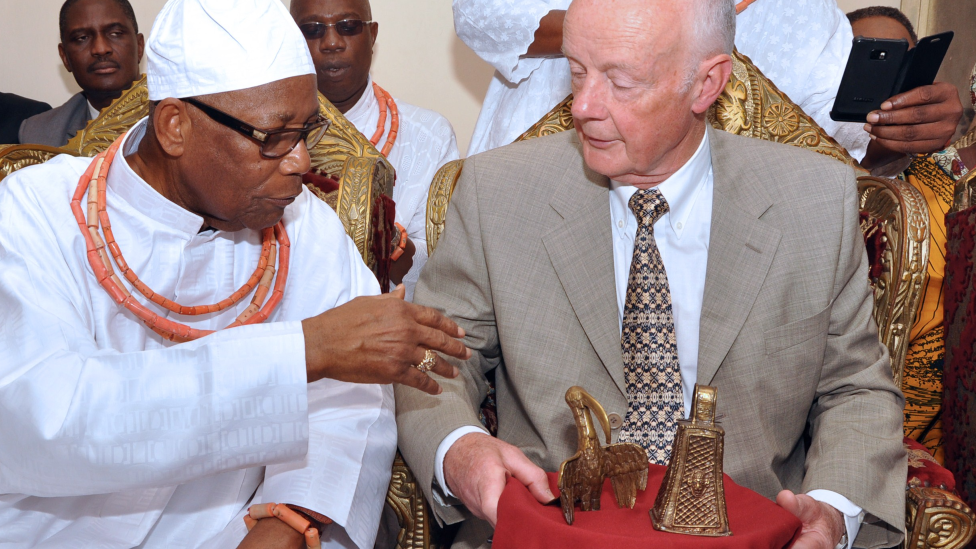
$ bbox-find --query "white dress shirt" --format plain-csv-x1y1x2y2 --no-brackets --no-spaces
0,119,396,549
457,0,870,162
435,131,863,547
342,77,461,300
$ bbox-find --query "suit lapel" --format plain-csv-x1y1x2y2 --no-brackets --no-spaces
697,129,782,384
65,93,92,143
542,152,627,396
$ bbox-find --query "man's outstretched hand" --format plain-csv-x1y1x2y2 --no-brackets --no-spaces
776,490,846,549
443,433,557,527
861,82,963,170
302,284,471,395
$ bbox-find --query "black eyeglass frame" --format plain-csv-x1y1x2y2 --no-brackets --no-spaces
181,97,331,159
298,19,375,39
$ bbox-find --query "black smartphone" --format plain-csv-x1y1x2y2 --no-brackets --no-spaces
895,31,954,95
830,31,955,123
830,37,909,123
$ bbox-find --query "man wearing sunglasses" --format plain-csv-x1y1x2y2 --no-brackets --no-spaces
291,0,460,301
0,1,469,548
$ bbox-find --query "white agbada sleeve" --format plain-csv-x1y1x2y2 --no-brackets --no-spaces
453,0,562,84
733,0,870,161
0,240,308,497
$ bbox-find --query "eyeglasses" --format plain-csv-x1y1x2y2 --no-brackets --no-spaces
181,97,330,159
299,19,373,40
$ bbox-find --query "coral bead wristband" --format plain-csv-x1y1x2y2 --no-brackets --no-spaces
244,502,333,549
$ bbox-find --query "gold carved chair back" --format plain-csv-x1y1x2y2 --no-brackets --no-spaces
856,177,929,388
0,75,394,277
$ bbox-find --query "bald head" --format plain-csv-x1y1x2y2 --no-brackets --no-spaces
566,0,734,77
563,0,734,186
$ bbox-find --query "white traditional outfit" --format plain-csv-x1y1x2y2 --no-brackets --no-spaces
456,0,870,161
0,1,395,548
342,78,460,300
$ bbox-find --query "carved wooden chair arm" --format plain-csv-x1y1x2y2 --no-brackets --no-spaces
907,486,976,549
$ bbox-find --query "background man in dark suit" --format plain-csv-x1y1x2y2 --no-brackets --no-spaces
19,0,143,147
0,93,50,145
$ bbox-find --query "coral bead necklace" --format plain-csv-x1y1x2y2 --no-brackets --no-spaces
69,134,290,343
369,82,399,157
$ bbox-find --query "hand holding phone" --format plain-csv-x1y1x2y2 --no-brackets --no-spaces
864,81,963,156
831,31,954,123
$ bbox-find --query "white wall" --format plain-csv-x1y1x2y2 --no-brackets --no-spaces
836,0,900,12
0,0,904,154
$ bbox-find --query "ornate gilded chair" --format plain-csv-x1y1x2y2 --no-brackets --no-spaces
0,75,396,287
416,51,975,549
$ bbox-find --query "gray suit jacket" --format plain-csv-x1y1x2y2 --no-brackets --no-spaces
396,128,906,549
18,92,91,148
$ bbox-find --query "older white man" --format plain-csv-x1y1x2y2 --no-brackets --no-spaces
397,1,905,548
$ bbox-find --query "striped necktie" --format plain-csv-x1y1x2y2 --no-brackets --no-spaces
618,188,685,464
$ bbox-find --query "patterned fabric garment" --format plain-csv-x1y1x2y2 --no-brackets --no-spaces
898,153,961,464
618,188,685,464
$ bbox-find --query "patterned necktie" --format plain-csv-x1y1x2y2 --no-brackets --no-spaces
618,188,685,465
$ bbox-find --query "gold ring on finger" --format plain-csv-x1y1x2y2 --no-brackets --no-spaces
415,349,436,373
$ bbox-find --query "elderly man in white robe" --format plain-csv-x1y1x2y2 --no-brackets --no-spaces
0,1,470,548
291,0,460,301
456,0,962,173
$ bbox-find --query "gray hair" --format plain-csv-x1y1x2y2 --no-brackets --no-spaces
681,0,737,90
693,0,736,57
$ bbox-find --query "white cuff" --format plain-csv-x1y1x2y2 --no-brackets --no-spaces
806,489,865,549
434,426,489,499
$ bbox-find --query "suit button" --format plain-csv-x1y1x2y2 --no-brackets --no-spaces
608,413,623,429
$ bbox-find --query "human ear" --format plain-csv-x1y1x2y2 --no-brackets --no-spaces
58,43,73,73
691,54,732,115
152,98,189,158
370,22,379,48
136,33,146,63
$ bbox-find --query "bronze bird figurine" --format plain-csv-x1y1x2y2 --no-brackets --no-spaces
557,386,648,525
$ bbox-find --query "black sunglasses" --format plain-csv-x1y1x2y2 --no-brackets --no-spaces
182,97,330,159
299,19,373,40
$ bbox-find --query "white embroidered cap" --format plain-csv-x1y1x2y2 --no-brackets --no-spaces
146,0,315,101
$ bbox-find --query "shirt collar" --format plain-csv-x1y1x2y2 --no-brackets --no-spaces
87,100,100,121
341,75,376,127
106,117,207,236
610,130,711,239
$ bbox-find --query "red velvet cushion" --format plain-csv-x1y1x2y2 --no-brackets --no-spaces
302,170,340,194
492,465,801,549
905,436,957,491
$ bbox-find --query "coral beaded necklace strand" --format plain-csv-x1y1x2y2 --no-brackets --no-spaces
735,0,757,13
70,134,290,343
369,82,399,157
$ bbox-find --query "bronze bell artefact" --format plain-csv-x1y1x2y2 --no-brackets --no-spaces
650,384,732,536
